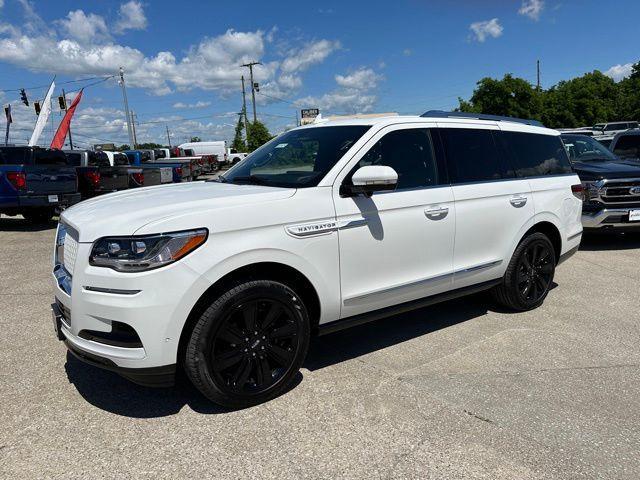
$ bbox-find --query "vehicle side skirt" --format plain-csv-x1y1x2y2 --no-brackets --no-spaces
317,278,502,336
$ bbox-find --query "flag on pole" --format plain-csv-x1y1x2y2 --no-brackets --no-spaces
51,89,83,149
28,79,55,146
4,103,12,146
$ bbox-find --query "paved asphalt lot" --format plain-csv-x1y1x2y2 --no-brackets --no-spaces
1,209,639,479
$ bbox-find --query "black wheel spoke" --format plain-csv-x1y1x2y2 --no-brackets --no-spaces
213,348,243,371
270,322,298,340
242,302,257,332
232,357,253,387
217,325,244,345
255,357,272,387
261,303,283,331
521,279,532,297
535,275,548,292
540,262,554,274
268,344,294,366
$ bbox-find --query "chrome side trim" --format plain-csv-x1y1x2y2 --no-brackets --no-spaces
454,259,503,275
339,219,369,230
285,220,339,238
83,286,141,295
285,218,368,238
343,271,453,306
342,259,504,306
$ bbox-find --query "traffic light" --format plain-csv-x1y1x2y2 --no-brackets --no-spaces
34,101,41,116
253,82,260,92
58,95,67,110
20,88,29,106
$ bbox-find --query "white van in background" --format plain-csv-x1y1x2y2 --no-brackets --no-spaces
179,141,228,165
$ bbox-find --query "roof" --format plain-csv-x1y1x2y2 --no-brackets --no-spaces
298,113,557,135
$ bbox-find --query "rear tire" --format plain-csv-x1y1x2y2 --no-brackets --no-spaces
22,209,55,224
492,232,556,311
184,280,310,408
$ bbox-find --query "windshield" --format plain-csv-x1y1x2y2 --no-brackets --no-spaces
562,134,618,162
219,125,371,188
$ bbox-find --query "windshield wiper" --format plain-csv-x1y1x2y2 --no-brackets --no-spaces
229,175,271,186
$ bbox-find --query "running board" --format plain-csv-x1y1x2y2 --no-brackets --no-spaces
317,279,502,336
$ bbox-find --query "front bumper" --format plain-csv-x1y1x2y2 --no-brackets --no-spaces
51,301,176,387
582,208,640,229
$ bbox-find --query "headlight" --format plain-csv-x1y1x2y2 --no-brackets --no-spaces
90,228,208,272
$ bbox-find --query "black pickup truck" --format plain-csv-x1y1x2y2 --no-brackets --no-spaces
64,150,142,199
0,146,81,223
562,133,640,231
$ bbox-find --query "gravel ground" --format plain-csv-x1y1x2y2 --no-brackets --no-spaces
1,213,639,480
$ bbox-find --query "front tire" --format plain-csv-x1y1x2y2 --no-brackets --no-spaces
184,280,310,408
492,232,556,311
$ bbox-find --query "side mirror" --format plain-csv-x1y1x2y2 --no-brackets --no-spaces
341,165,398,197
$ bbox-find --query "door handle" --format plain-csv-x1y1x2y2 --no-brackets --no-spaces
425,206,449,220
509,196,528,208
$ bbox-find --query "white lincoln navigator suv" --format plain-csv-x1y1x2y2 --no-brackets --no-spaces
52,111,583,407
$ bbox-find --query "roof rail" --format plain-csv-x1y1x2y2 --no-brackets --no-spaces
420,110,544,127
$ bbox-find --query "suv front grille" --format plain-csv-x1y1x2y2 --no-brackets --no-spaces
598,179,640,206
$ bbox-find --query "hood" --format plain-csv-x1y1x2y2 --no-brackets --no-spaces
61,181,295,242
572,159,640,181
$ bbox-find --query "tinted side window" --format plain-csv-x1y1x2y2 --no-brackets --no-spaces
66,153,82,166
89,152,110,167
440,128,509,184
114,154,130,166
350,128,441,189
613,135,640,159
0,148,28,164
33,149,68,166
502,131,573,177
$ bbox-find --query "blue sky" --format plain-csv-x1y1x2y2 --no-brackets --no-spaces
0,0,638,148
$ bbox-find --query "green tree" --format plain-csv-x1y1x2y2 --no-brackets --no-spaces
117,144,131,151
247,120,272,151
231,115,247,152
190,136,201,142
457,74,544,121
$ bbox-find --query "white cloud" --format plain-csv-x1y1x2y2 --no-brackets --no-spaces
280,39,341,73
604,63,634,82
115,1,147,34
402,48,412,56
518,0,544,21
297,67,383,114
58,10,109,43
335,68,383,90
173,101,212,109
469,18,503,42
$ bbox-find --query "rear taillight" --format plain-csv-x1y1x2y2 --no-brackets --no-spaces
6,172,27,191
175,167,182,178
571,184,585,201
132,172,144,185
84,171,101,188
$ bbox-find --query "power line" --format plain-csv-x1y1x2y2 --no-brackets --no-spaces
0,75,115,93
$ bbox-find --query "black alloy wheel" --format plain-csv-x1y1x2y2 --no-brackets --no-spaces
516,240,554,303
185,280,310,408
492,232,556,311
209,298,301,394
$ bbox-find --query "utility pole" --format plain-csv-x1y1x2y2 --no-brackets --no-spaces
536,60,541,91
62,88,74,150
241,62,261,123
118,67,135,148
130,111,138,149
165,125,172,148
241,75,249,142
295,110,300,127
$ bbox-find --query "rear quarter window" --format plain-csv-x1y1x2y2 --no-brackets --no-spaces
501,131,573,177
439,128,513,184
